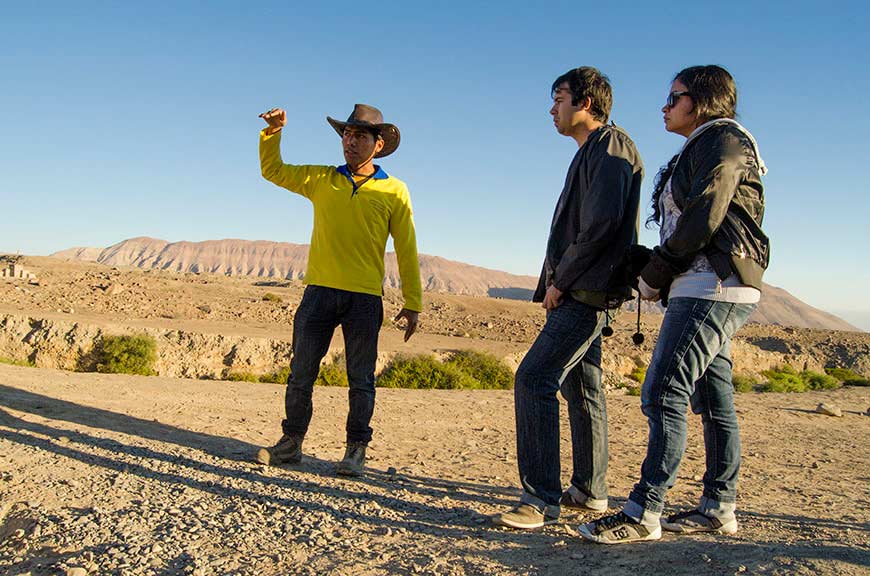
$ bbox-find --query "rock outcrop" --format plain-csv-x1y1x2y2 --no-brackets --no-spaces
2,312,864,386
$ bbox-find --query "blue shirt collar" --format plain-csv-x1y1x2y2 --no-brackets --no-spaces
337,164,388,179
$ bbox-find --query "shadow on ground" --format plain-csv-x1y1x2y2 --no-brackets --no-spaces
2,383,869,575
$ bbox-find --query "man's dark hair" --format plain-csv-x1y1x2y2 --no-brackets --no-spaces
674,65,737,124
551,67,613,123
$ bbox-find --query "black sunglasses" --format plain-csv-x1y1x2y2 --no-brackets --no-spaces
666,91,690,108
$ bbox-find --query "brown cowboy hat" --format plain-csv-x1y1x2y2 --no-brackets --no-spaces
326,104,400,158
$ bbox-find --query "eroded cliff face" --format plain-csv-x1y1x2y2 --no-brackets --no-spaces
0,313,295,380
3,312,864,387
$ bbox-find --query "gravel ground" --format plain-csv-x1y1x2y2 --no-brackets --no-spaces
1,364,869,575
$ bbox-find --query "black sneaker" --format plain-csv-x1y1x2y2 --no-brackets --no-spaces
578,511,662,544
255,435,303,466
336,442,367,476
661,509,738,534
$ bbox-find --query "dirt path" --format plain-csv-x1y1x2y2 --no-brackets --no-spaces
1,364,868,575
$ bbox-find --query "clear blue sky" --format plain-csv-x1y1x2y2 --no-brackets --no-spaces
1,1,868,330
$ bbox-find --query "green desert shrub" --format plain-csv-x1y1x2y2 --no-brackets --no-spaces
262,292,282,303
759,365,842,393
377,354,477,390
0,356,35,367
732,374,758,393
227,366,292,384
825,367,870,386
260,365,292,384
96,334,157,376
760,365,806,392
444,350,514,390
317,359,349,387
802,370,840,391
614,381,642,396
628,366,647,384
225,371,260,383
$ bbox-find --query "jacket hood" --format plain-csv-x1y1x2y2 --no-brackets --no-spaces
683,118,767,175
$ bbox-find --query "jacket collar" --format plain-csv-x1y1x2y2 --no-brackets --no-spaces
683,119,767,175
336,164,389,179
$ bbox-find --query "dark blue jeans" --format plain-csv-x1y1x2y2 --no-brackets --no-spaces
514,298,606,511
560,335,607,500
626,297,755,521
282,285,383,444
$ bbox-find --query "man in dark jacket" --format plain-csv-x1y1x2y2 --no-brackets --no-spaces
493,67,643,529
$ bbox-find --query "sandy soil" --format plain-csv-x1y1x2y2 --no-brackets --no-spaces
1,364,868,575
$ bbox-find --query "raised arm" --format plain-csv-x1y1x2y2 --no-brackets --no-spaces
258,107,325,199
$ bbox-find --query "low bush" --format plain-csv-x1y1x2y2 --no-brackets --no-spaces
628,366,646,384
802,370,840,391
614,381,642,396
317,360,349,387
226,371,260,383
760,365,807,392
95,334,157,376
444,350,514,390
260,365,292,384
262,293,282,303
759,365,842,393
377,354,477,390
825,367,870,386
0,356,35,367
732,374,758,393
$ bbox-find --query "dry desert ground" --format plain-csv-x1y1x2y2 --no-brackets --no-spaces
1,366,869,575
1,257,869,575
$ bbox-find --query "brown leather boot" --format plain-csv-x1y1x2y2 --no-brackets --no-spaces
255,435,303,466
335,442,367,476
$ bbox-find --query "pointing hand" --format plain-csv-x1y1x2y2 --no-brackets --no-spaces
259,108,286,135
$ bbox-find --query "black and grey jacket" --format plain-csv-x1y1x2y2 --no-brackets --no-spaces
533,124,644,308
641,119,769,291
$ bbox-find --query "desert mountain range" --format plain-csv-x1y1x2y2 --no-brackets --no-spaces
52,237,859,332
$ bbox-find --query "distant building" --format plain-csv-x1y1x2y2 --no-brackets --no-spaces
0,262,36,280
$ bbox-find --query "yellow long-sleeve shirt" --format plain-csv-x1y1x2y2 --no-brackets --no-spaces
259,130,422,312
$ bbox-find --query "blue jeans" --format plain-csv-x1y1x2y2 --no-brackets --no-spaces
560,336,608,500
514,298,606,511
282,285,383,444
625,297,755,521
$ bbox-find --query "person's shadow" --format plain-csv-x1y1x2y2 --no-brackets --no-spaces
0,383,257,461
0,384,554,576
0,383,518,508
3,384,870,575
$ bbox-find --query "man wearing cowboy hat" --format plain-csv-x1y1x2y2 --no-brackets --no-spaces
255,104,422,476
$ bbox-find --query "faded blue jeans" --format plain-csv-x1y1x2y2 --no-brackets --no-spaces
282,285,383,444
514,297,606,513
625,297,755,522
560,336,608,501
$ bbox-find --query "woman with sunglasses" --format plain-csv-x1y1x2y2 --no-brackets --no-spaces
579,65,769,544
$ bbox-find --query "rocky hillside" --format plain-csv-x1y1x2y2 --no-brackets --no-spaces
53,237,537,299
3,310,868,385
51,237,859,331
2,257,868,382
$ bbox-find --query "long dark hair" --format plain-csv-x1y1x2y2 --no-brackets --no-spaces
648,65,738,227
